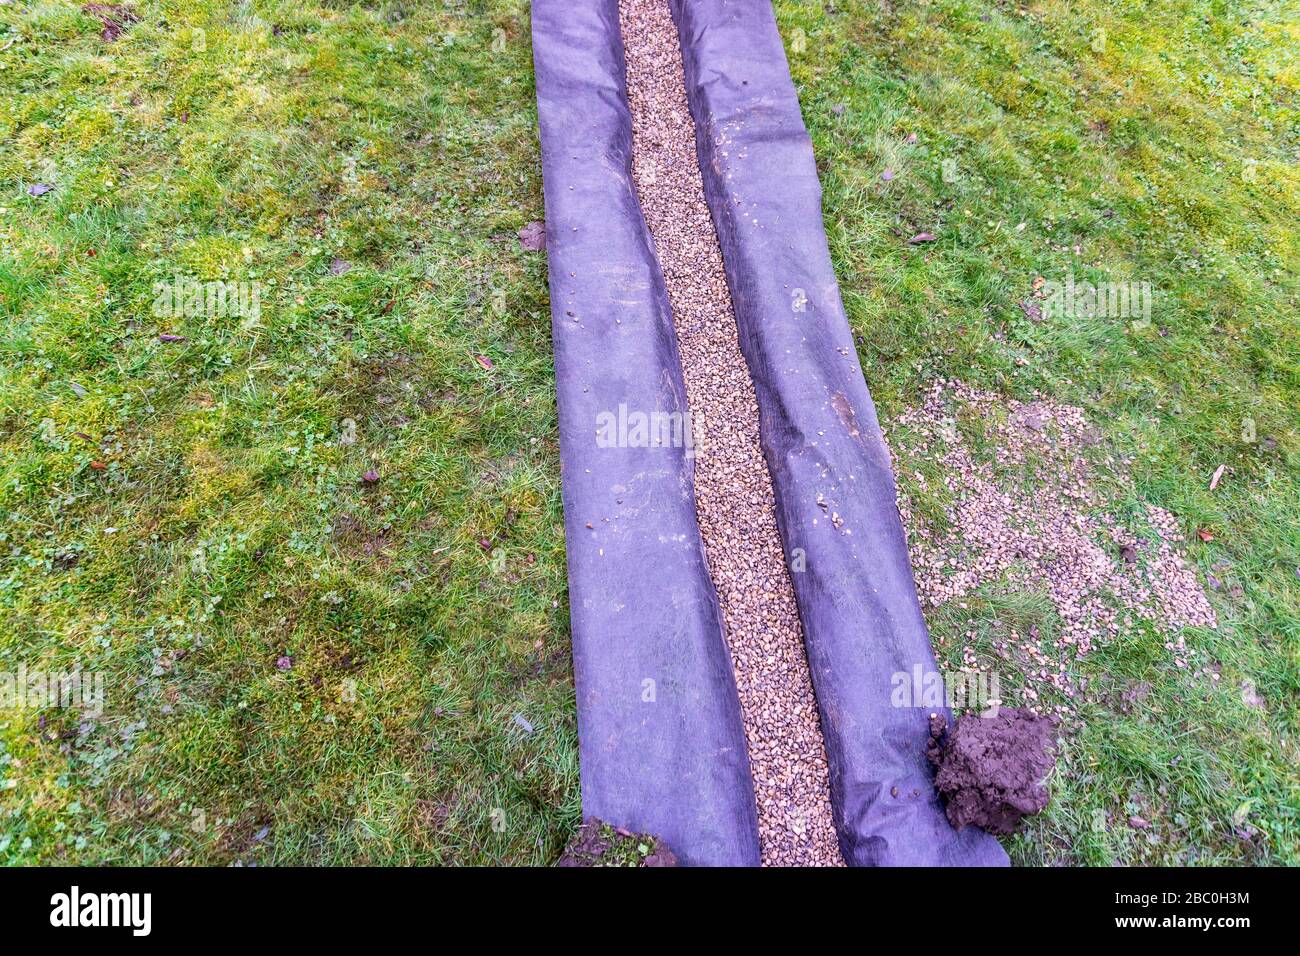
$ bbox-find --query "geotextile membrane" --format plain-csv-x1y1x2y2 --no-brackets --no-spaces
532,0,1009,866
531,0,761,866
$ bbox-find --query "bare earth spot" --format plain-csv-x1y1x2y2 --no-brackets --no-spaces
82,4,137,42
556,818,678,867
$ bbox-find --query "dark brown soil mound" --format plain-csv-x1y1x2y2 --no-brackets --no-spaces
926,709,1058,835
556,818,679,867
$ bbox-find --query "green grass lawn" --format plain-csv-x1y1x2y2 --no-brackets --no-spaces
1,0,1295,865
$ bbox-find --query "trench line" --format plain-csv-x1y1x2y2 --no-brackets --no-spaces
617,0,843,867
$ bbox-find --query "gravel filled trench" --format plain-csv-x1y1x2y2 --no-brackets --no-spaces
618,0,842,867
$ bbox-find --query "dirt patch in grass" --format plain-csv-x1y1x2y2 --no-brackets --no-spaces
556,818,677,868
82,4,137,41
336,352,434,430
331,511,395,565
886,379,1216,721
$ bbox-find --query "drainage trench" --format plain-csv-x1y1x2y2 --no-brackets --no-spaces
617,0,842,867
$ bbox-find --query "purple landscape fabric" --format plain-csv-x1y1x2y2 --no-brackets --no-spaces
668,0,1008,865
532,0,1008,866
530,0,762,866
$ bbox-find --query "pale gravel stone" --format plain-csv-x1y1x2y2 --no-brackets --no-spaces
618,0,842,867
886,379,1217,722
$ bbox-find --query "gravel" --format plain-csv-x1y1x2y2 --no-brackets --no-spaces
618,0,842,866
886,379,1217,721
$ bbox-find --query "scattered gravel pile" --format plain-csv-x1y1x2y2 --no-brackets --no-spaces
618,0,841,866
886,379,1217,718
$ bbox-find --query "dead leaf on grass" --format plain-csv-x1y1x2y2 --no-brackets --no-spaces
518,220,546,252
